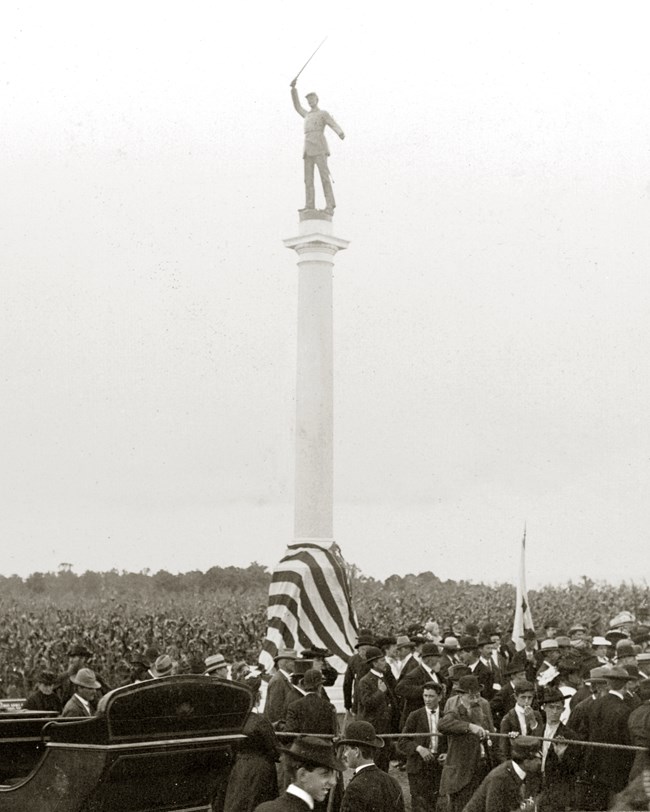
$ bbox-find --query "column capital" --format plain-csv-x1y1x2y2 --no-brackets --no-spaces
284,211,349,257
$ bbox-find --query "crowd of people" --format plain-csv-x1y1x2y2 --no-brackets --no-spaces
1,580,650,811
258,610,650,812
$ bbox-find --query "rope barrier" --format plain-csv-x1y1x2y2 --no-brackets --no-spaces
275,729,647,753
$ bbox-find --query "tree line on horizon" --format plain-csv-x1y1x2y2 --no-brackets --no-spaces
0,562,647,620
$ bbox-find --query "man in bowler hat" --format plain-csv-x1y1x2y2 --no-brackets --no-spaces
338,721,404,812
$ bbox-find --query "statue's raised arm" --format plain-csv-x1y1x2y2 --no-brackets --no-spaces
290,79,345,216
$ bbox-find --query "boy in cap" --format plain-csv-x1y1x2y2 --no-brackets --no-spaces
255,736,343,812
497,681,542,762
338,721,404,812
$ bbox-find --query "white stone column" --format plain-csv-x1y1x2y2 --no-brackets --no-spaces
284,211,349,541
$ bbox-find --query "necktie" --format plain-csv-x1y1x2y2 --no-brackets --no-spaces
428,710,438,753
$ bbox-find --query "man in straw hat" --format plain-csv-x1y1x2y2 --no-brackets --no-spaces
61,667,101,717
338,721,404,812
204,653,229,679
151,654,174,678
255,736,343,812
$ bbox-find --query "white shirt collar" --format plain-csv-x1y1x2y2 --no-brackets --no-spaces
511,760,526,781
287,784,315,809
370,668,384,678
74,693,92,714
279,668,293,680
609,689,625,700
355,763,375,774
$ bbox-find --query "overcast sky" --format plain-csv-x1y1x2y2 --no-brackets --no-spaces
2,1,649,589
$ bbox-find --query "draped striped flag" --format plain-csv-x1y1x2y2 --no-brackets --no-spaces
259,540,359,674
511,527,535,650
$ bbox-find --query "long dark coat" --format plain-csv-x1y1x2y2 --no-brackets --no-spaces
439,703,494,797
358,671,397,734
537,722,581,812
584,692,634,792
225,712,280,812
285,691,337,737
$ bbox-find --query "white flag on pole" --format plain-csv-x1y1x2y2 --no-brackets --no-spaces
512,527,534,651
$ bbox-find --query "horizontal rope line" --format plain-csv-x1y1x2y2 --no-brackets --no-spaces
275,730,646,752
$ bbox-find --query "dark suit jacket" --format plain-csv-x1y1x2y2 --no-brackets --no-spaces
343,653,370,713
489,683,516,730
538,722,580,812
264,671,294,725
628,700,650,780
398,707,446,774
462,761,527,812
256,791,311,812
341,764,404,812
469,660,496,702
566,694,595,741
61,693,93,718
285,691,337,737
439,652,461,681
398,655,420,679
585,692,634,792
358,671,397,733
498,707,543,762
395,664,444,726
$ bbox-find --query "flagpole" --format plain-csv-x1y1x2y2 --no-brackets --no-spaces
512,525,534,651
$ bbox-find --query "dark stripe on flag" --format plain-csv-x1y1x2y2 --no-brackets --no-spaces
281,550,355,651
270,568,349,659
